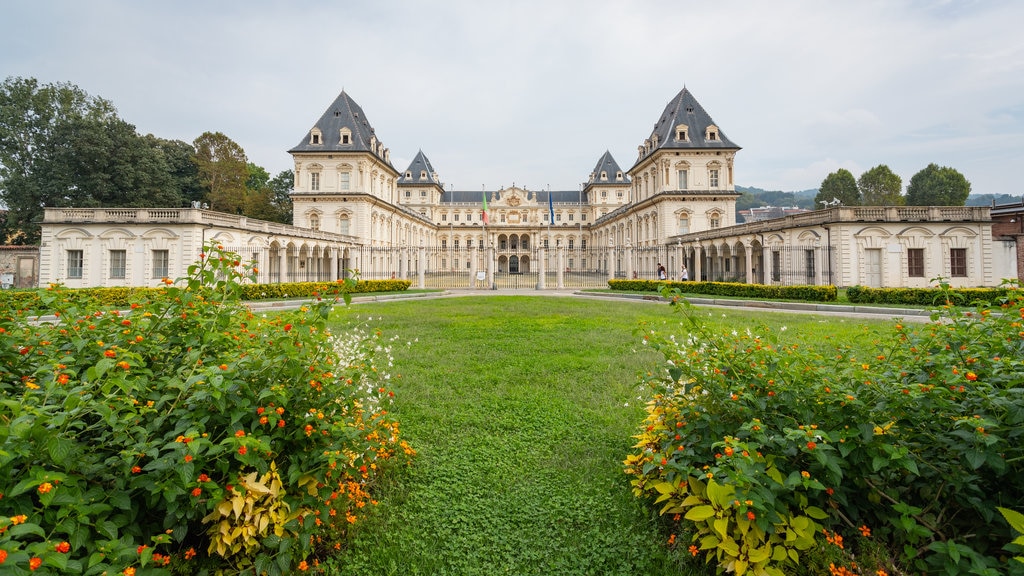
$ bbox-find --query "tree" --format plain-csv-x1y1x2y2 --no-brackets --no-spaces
858,165,904,206
242,163,292,224
32,116,181,209
814,169,860,207
0,76,116,244
268,169,294,224
145,135,203,206
193,131,248,214
905,163,971,206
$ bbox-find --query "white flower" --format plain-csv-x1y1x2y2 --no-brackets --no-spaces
780,326,788,332
624,402,629,407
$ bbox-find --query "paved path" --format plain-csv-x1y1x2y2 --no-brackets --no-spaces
246,289,935,323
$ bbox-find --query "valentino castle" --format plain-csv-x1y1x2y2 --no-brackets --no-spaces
37,87,1010,289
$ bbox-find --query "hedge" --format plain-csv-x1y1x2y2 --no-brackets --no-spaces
0,279,412,311
607,279,838,302
846,284,1009,306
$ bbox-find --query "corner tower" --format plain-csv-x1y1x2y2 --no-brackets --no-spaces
629,87,742,238
289,91,426,245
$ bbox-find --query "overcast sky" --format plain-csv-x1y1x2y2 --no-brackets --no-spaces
3,0,1022,197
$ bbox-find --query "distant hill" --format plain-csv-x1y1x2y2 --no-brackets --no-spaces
737,187,1021,212
735,185,818,213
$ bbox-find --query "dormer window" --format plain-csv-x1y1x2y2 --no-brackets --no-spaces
706,125,719,141
420,170,427,180
339,127,352,145
309,128,322,145
675,124,689,141
600,171,607,181
616,171,623,181
406,171,412,179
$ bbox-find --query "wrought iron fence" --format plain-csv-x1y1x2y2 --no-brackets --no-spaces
211,244,833,290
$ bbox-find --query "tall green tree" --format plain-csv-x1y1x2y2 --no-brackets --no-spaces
0,76,116,244
32,116,181,209
193,131,248,214
905,163,971,206
145,135,203,205
814,168,860,207
242,163,288,223
858,164,904,206
268,169,294,224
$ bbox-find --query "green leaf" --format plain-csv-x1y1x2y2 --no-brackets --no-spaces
998,507,1024,533
685,505,717,522
46,434,76,465
804,506,828,520
8,522,47,538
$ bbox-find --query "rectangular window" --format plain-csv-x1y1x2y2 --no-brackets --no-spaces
109,249,126,279
710,169,719,188
907,248,925,277
568,258,574,269
467,239,473,248
310,172,320,191
544,213,549,222
454,214,460,221
454,240,460,249
568,213,574,221
581,213,587,221
441,214,447,221
568,239,574,249
581,240,587,250
677,170,688,190
339,172,351,190
67,250,83,279
805,250,815,279
420,190,426,197
404,190,411,198
152,250,169,279
441,239,447,249
678,217,689,235
950,248,967,277
544,239,549,248
556,213,562,222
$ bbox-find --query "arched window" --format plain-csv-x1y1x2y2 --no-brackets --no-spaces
678,215,689,234
339,216,350,235
309,213,320,231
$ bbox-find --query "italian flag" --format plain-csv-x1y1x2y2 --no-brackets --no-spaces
481,192,489,224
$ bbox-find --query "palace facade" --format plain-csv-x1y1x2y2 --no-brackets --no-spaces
36,87,1016,289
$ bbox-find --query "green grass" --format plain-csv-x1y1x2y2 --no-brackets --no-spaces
321,296,890,575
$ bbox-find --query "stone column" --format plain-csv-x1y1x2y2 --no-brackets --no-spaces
470,247,479,288
749,239,757,282
398,247,407,279
693,244,703,282
487,245,495,290
418,244,426,289
607,241,615,283
537,247,546,289
625,243,634,280
556,248,564,289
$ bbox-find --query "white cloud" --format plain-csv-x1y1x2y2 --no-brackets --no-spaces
2,0,1022,195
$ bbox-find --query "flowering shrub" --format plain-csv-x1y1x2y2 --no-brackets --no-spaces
626,281,1024,575
0,243,414,575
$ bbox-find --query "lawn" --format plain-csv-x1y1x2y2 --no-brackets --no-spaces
321,296,890,575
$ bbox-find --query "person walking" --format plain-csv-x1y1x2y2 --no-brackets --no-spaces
657,263,667,280
680,265,688,281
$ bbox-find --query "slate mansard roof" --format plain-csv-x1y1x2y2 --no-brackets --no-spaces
397,150,442,186
589,150,630,184
289,90,393,166
441,189,584,205
635,87,740,164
